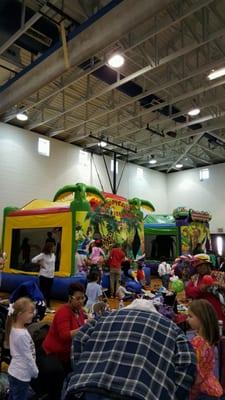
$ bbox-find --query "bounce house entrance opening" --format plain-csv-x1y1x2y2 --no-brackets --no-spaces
10,227,62,273
144,234,177,261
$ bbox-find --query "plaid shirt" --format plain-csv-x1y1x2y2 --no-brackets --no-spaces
63,309,196,400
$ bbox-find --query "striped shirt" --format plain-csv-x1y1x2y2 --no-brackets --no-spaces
63,309,196,400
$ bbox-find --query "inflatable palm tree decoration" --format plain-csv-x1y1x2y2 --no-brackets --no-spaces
54,183,105,273
128,197,155,258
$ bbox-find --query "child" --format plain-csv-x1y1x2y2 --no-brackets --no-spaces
158,257,172,289
6,297,38,400
88,240,105,266
187,299,223,400
136,263,146,287
116,280,134,301
86,271,103,311
32,242,55,313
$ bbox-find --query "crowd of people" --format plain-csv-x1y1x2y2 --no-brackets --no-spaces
2,235,225,400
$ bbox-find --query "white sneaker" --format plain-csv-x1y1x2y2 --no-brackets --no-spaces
45,307,55,314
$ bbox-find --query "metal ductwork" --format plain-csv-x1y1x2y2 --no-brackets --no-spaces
0,0,174,114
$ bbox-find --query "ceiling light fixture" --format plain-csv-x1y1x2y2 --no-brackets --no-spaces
98,140,107,148
16,111,28,121
207,67,225,80
175,163,183,169
149,155,157,164
188,108,200,117
107,53,124,68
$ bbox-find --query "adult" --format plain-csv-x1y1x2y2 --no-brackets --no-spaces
186,254,225,329
193,243,204,255
35,283,87,400
45,231,56,246
31,242,55,313
108,244,125,297
20,237,31,264
62,299,196,400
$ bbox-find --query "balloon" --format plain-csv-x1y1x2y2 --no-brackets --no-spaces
171,279,184,293
202,275,214,285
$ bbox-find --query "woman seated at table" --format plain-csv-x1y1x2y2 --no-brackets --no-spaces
186,254,225,330
34,283,88,400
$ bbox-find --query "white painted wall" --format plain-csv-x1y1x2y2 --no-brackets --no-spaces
167,164,225,233
0,123,168,229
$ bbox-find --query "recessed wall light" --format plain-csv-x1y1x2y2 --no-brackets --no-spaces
16,111,28,121
107,53,124,68
207,67,225,80
188,108,200,117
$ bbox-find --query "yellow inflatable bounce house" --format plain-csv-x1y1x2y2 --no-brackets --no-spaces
1,183,154,298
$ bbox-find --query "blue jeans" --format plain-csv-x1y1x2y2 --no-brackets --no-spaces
8,374,30,400
84,393,112,400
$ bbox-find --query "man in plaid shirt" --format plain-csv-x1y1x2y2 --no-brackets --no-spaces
63,305,196,400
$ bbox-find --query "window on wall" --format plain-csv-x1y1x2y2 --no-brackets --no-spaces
79,150,89,166
10,227,62,272
38,138,50,156
110,159,118,174
200,168,209,181
137,167,143,179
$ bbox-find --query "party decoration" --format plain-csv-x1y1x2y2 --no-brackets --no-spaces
171,279,184,293
202,274,214,285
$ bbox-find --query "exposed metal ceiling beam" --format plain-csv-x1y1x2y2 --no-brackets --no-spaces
167,133,205,172
33,24,225,136
0,0,174,113
68,74,225,143
129,116,225,160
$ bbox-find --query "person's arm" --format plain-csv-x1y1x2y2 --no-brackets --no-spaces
185,279,202,299
53,308,84,341
158,263,163,277
97,285,103,302
31,253,43,264
17,333,39,378
174,329,197,399
71,318,97,369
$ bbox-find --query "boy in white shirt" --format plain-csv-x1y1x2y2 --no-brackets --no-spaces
158,257,172,289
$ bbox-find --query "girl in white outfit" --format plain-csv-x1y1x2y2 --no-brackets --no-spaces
6,297,38,400
32,242,55,313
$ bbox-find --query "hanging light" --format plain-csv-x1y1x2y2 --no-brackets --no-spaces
107,53,124,68
208,67,225,80
98,141,107,148
175,163,183,169
188,108,200,117
16,111,28,121
149,155,157,164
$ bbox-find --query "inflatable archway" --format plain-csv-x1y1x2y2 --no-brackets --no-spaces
144,207,211,262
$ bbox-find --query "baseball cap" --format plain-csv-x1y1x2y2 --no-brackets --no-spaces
192,254,211,268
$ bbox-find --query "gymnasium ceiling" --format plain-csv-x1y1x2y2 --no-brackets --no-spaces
1,0,225,172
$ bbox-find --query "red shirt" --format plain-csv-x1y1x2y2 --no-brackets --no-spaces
108,248,125,269
186,276,225,328
137,269,145,281
42,304,86,362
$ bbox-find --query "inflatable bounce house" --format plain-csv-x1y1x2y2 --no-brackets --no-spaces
1,183,154,299
144,207,211,273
